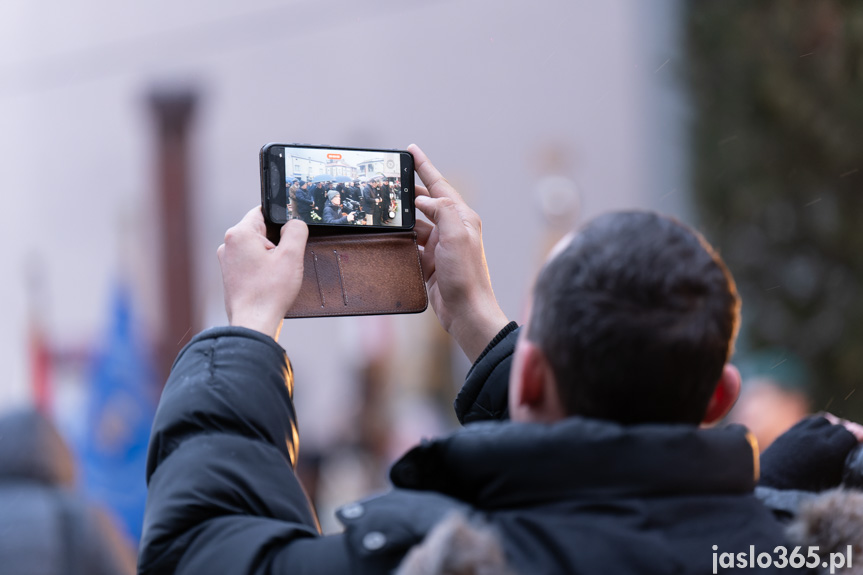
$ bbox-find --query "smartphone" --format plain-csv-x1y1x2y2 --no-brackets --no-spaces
260,143,415,230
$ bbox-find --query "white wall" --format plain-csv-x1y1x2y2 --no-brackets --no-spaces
0,0,688,425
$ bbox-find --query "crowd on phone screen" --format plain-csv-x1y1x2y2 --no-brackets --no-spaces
288,175,401,226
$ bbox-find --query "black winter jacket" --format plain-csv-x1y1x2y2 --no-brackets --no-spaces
139,325,804,574
323,202,348,224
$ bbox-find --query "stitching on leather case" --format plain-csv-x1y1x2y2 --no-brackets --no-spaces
334,250,348,306
311,251,325,307
302,234,427,316
286,232,429,317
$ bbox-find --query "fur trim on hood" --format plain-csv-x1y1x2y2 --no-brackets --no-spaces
396,512,517,575
787,488,863,574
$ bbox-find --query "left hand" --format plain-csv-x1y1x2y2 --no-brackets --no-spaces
217,207,308,340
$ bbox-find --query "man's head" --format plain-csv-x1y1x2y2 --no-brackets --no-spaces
327,191,340,206
509,211,741,426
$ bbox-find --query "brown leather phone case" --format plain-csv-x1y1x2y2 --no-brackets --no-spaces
283,230,428,318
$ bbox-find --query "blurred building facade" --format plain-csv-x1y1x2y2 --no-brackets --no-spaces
0,0,689,529
0,0,687,404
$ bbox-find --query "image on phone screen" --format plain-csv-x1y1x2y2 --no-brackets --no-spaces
262,144,414,230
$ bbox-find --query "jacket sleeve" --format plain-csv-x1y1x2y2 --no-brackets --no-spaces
453,322,520,425
138,327,352,574
323,206,348,224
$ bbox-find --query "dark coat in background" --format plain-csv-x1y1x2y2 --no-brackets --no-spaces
360,184,377,214
138,325,809,574
294,187,315,222
345,185,362,205
0,409,136,575
312,184,326,217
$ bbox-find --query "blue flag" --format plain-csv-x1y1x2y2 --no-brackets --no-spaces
81,282,157,543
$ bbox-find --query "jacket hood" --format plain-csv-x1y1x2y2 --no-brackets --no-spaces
0,408,75,487
391,416,758,508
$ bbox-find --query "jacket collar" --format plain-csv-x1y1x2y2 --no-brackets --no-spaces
390,417,757,509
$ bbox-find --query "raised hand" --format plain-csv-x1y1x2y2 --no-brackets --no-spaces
410,144,510,362
217,207,308,340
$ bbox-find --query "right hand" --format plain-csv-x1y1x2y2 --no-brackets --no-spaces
347,212,355,222
759,414,863,492
409,144,509,363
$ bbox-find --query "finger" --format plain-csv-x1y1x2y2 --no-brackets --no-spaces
236,206,268,236
415,195,465,234
276,219,309,258
419,243,435,282
823,412,841,426
414,220,434,247
414,195,437,222
408,144,460,201
823,412,863,442
843,421,863,442
415,184,430,198
217,243,225,263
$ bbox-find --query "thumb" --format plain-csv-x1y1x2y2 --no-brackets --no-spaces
275,219,309,259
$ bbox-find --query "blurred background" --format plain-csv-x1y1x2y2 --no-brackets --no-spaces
0,0,858,549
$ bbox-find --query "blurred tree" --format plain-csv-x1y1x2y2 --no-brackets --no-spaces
686,0,863,418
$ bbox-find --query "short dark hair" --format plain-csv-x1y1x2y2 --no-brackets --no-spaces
527,211,740,425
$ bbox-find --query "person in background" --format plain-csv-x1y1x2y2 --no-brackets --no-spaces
322,190,355,225
346,179,362,205
0,408,136,575
371,176,385,225
360,176,378,225
294,180,315,224
727,350,812,451
288,179,300,220
311,181,326,219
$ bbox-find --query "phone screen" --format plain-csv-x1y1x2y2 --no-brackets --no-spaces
261,143,415,230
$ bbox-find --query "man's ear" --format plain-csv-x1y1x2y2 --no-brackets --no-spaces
510,339,567,423
701,364,742,426
514,340,547,408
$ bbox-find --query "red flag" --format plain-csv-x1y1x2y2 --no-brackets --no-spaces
29,322,52,414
